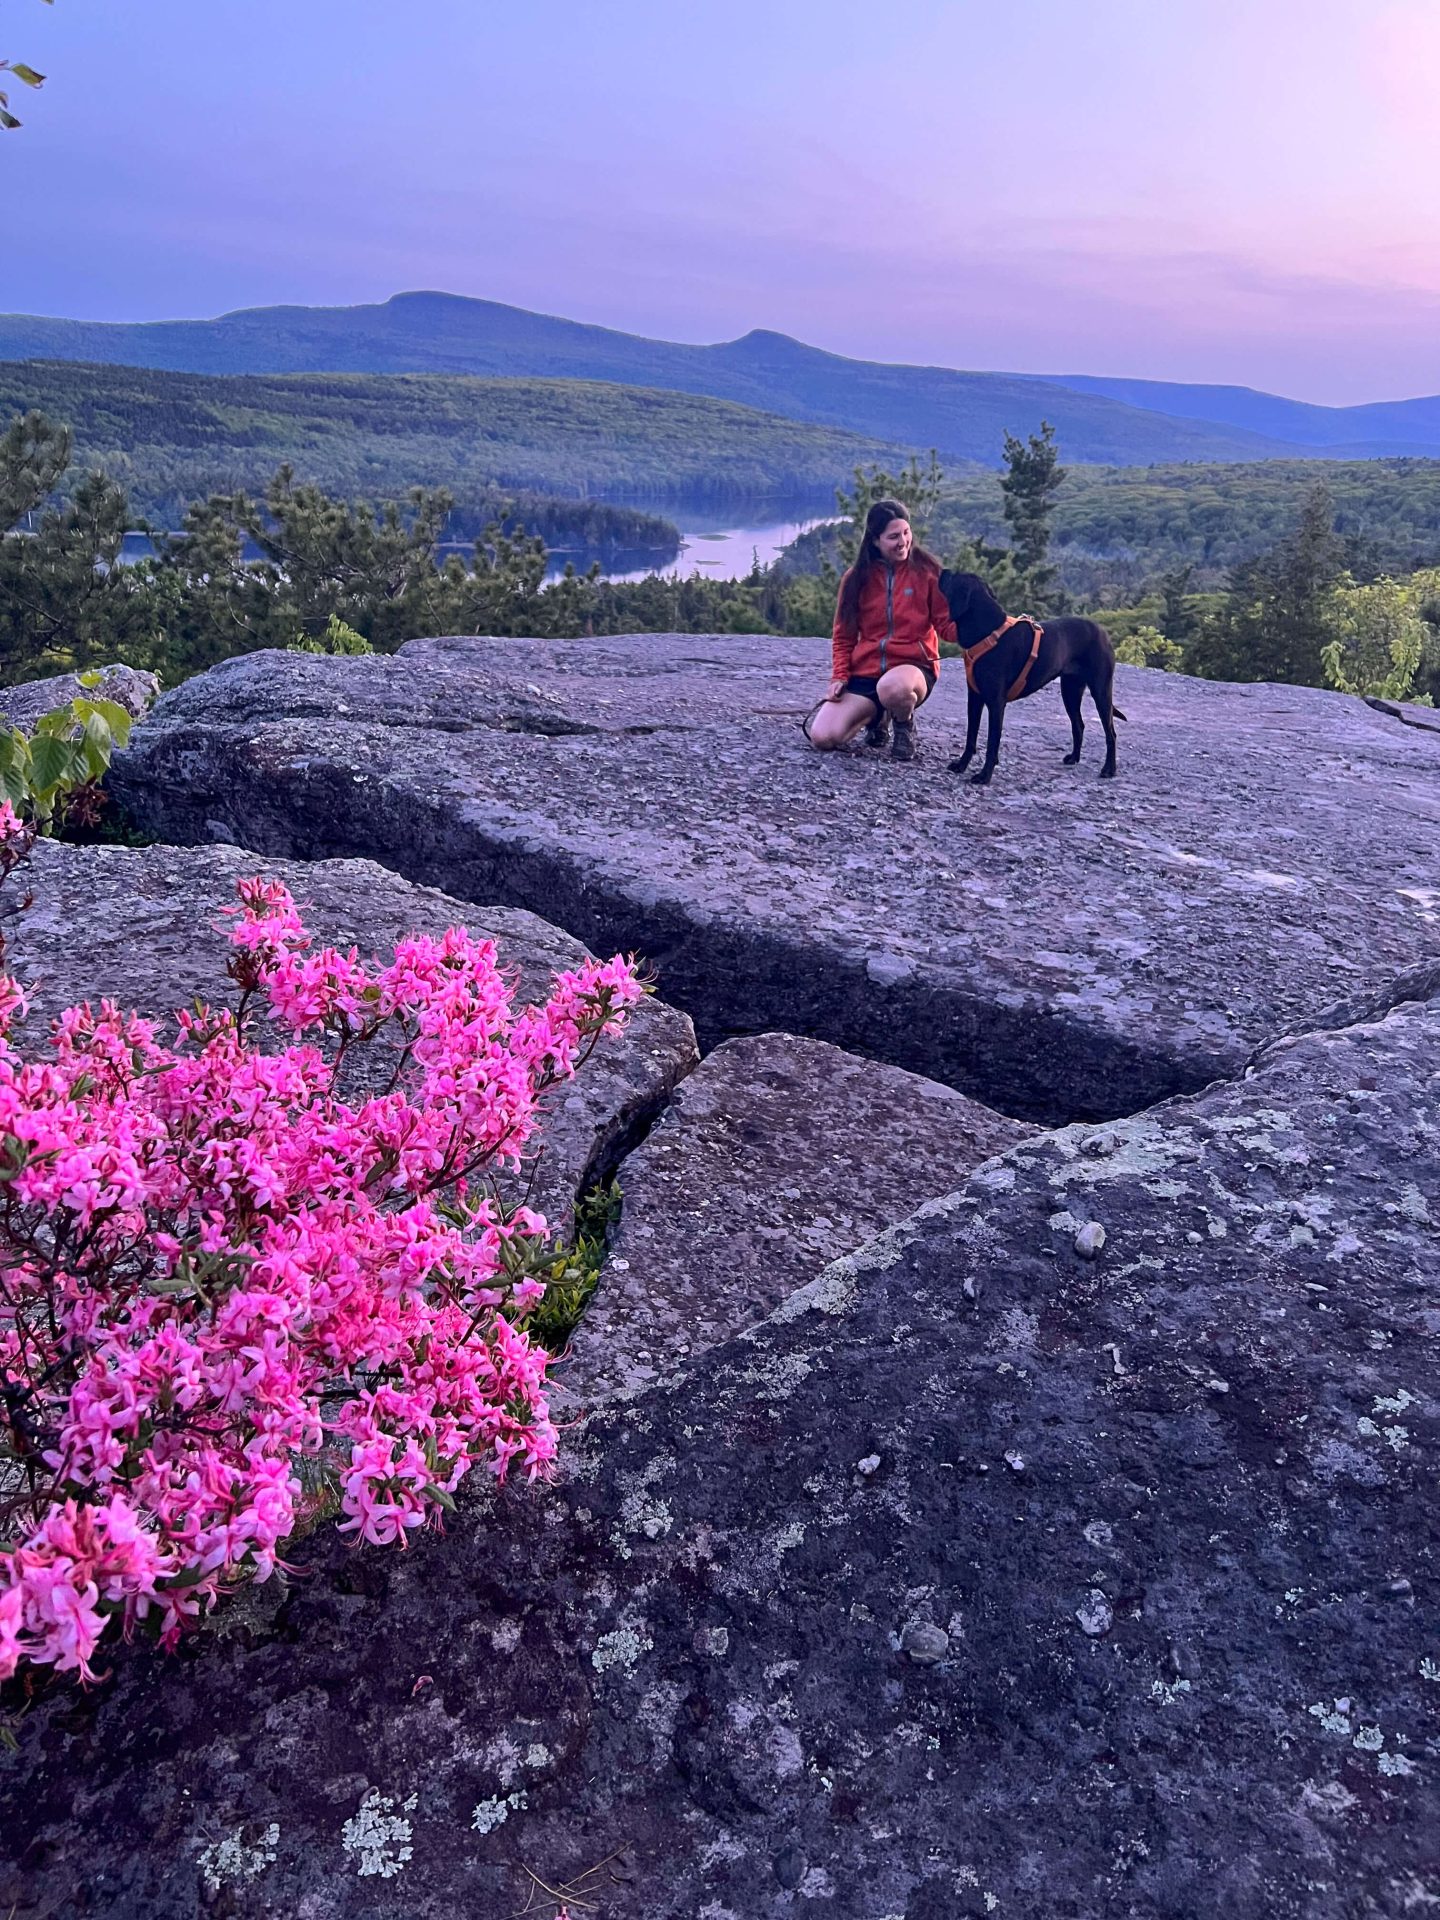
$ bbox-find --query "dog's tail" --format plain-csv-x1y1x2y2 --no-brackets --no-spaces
1112,706,1128,722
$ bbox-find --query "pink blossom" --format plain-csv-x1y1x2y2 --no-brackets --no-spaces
0,877,643,1682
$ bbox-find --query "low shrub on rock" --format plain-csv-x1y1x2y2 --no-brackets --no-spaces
0,816,642,1683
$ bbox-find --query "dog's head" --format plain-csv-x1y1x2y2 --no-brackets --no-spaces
938,569,982,620
939,568,1003,642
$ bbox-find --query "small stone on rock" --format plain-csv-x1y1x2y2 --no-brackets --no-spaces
1074,1222,1107,1259
773,1844,806,1889
856,1454,882,1477
900,1621,951,1664
1076,1590,1114,1637
1003,1451,1026,1473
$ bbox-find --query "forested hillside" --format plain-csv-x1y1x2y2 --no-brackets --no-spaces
931,457,1440,595
0,293,1330,467
0,361,911,538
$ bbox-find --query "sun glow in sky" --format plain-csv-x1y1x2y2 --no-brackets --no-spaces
7,0,1439,402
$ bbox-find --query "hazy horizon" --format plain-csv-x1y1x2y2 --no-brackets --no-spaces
7,0,1439,407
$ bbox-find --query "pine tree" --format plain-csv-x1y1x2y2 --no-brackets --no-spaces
1190,485,1347,684
999,422,1065,608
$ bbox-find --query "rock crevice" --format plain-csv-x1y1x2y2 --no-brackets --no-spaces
109,635,1440,1127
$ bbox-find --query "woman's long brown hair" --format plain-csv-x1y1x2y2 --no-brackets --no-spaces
838,498,941,630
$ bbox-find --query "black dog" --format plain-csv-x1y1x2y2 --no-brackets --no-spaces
938,570,1124,785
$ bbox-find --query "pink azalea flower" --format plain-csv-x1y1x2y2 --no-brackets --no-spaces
0,877,643,1682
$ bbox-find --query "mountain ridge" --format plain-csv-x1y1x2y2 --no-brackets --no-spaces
3,291,1439,464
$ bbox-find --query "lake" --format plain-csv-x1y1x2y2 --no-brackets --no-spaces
119,495,836,583
549,497,834,582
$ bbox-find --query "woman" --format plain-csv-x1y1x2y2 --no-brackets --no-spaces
806,499,956,762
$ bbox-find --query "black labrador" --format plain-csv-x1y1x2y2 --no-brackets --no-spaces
939,569,1123,785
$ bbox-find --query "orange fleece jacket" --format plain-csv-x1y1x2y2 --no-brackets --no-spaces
831,558,957,681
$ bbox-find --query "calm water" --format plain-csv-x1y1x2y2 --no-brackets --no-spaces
554,499,834,583
120,497,836,583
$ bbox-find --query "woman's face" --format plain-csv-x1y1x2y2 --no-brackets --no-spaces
875,517,912,563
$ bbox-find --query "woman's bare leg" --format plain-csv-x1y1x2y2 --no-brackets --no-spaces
875,664,929,719
806,691,881,750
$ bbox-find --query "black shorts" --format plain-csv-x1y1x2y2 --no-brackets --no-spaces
845,668,936,712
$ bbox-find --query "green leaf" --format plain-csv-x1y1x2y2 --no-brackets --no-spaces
81,712,114,780
10,65,45,88
25,732,79,794
0,111,21,133
76,696,133,745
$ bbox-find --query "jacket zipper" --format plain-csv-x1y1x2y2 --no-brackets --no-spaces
881,564,894,676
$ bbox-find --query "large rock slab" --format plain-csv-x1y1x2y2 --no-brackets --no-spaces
4,988,1436,1918
4,841,697,1232
558,1030,1033,1407
109,635,1440,1123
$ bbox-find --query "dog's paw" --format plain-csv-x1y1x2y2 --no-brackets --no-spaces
968,771,994,788
1062,752,1081,766
1099,765,1117,780
947,756,973,774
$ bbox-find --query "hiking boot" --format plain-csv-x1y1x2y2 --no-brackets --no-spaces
861,711,891,750
890,717,918,763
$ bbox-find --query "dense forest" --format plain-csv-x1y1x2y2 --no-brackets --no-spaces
8,360,1440,604
783,456,1440,600
933,457,1440,597
0,362,903,540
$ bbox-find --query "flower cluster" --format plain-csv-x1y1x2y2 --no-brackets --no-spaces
0,876,643,1682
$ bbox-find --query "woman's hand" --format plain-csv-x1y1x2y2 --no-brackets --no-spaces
826,677,848,701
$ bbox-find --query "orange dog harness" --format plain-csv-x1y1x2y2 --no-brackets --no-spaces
962,614,1044,702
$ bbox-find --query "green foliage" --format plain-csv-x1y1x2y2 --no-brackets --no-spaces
1113,624,1185,672
0,682,133,830
1319,574,1432,703
0,1,50,132
287,615,374,656
525,1180,624,1352
1411,568,1440,704
1186,485,1349,684
0,408,72,526
0,418,164,683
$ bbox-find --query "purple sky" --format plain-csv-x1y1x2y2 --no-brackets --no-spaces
6,0,1439,403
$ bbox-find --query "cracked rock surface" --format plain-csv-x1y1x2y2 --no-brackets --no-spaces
3,987,1436,1918
109,634,1440,1123
557,1030,1034,1409
5,841,697,1231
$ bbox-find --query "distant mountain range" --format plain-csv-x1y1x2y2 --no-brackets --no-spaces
1030,374,1440,461
5,291,1440,467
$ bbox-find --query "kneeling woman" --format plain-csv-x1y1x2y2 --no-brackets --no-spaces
807,498,956,762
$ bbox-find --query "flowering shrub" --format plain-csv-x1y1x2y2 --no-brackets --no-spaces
0,833,643,1683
